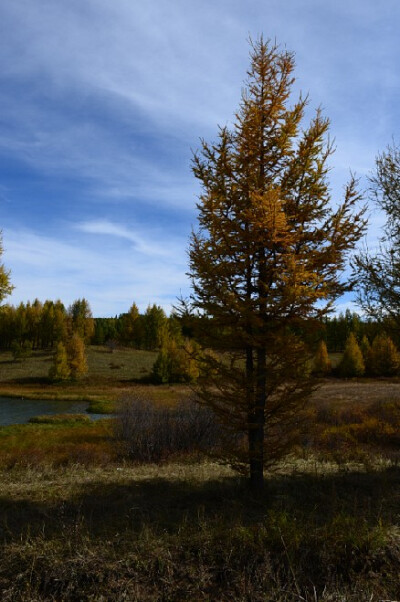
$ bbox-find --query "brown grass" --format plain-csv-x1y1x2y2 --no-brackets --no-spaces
0,461,398,601
0,376,399,599
311,377,400,408
0,346,159,402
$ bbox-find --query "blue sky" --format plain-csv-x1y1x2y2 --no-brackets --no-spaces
0,0,398,316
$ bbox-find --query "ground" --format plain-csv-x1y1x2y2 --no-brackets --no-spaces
0,348,398,600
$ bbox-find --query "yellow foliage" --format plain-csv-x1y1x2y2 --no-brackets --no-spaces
338,333,365,377
368,333,400,376
313,340,331,375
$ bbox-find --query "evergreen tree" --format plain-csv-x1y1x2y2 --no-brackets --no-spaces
338,332,365,377
143,304,167,350
187,38,366,488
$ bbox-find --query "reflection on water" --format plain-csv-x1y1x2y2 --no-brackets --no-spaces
0,397,106,426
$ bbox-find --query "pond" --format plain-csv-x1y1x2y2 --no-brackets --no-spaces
0,397,109,426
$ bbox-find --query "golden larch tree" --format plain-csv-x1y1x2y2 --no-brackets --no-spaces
338,332,365,377
313,340,331,375
187,38,366,489
67,333,88,379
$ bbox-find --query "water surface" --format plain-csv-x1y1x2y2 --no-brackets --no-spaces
0,397,106,426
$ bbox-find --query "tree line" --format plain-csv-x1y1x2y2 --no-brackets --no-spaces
0,299,176,354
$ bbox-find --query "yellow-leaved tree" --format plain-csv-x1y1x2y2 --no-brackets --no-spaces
187,38,366,489
313,340,331,375
0,231,13,304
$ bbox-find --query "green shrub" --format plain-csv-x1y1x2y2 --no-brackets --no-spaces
87,399,115,414
11,340,33,361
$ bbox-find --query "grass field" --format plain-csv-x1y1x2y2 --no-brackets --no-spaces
0,349,399,599
0,346,158,403
0,458,398,600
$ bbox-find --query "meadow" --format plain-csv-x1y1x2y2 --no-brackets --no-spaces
0,346,159,409
0,348,399,600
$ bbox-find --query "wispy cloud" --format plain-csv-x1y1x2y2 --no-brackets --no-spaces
3,227,189,315
75,219,185,258
1,0,400,313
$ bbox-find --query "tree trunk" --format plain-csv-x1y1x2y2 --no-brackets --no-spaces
248,347,266,491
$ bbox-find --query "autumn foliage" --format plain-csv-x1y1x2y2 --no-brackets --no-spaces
188,38,366,487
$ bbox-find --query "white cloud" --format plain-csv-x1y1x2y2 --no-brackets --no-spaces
1,0,399,314
3,227,189,316
75,219,185,258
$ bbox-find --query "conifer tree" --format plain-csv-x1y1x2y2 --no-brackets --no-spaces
338,332,365,377
360,334,371,370
187,38,366,489
49,341,70,381
68,298,94,343
368,333,400,376
313,340,331,375
143,304,167,350
67,333,88,379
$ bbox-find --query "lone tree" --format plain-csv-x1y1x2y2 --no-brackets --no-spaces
188,38,366,489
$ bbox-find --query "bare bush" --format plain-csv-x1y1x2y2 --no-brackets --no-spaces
114,393,222,462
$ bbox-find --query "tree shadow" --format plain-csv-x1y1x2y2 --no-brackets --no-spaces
0,465,399,542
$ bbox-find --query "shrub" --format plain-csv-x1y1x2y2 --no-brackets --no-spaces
114,393,221,462
87,399,115,414
338,332,365,377
368,333,400,376
11,340,33,361
313,340,331,375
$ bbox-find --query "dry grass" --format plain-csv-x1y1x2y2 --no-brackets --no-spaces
311,378,400,408
0,364,399,599
0,419,116,469
0,460,398,601
0,346,158,402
